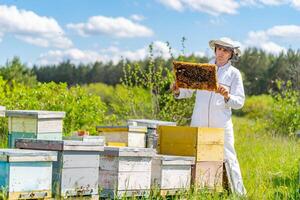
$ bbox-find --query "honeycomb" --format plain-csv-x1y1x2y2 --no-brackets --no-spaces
173,61,218,91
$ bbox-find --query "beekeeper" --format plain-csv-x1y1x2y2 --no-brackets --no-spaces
171,38,246,196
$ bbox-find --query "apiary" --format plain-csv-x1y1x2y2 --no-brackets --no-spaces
151,155,195,195
15,139,104,198
191,161,223,191
6,110,65,148
96,126,147,148
99,146,155,198
157,126,224,161
0,148,57,200
173,61,218,91
127,119,176,149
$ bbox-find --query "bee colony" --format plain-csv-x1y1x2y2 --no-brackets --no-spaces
173,61,218,91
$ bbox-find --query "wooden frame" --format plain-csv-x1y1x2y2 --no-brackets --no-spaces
173,61,218,91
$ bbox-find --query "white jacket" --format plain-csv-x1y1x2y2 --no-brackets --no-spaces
176,59,245,129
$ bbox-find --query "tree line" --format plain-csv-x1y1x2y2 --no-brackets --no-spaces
0,47,299,95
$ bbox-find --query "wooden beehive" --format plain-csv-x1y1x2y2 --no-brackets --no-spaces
99,146,155,198
96,126,147,148
151,155,195,195
15,139,104,199
191,161,223,191
0,148,57,200
0,106,5,117
173,61,218,91
157,126,224,162
127,119,176,149
6,110,65,148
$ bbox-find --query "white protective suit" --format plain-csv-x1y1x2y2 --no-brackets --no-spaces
176,59,246,195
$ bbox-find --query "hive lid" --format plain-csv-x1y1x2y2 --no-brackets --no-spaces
96,125,147,133
101,146,155,157
0,106,5,117
64,135,105,143
6,110,66,119
0,148,57,162
15,139,104,151
154,154,195,165
127,119,176,128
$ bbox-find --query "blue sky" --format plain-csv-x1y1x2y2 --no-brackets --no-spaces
0,0,300,66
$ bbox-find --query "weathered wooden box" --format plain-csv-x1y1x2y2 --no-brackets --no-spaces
157,126,224,161
6,110,65,148
0,149,57,200
151,155,195,195
99,146,155,198
96,126,147,148
0,106,5,117
127,119,176,149
191,161,223,191
63,135,105,143
15,139,104,198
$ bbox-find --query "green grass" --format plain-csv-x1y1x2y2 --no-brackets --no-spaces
233,117,300,200
0,116,299,199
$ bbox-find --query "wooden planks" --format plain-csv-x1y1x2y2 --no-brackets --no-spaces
0,149,56,200
97,126,147,148
99,147,154,198
7,110,65,148
157,126,224,162
151,155,195,194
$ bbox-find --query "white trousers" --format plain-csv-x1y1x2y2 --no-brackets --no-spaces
224,126,247,196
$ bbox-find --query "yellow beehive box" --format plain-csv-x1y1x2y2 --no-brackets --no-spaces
96,126,147,148
157,126,224,161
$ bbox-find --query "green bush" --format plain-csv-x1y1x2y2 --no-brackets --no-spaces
269,81,300,136
0,79,107,141
236,95,274,119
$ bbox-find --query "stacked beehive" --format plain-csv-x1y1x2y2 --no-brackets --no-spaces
96,125,147,147
6,110,65,148
157,126,224,191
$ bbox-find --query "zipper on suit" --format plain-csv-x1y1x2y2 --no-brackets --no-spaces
208,66,220,127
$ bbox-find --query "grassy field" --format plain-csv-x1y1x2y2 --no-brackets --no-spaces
0,116,299,199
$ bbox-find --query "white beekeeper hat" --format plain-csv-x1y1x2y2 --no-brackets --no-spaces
209,38,241,60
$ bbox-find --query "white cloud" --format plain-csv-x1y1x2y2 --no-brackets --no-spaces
130,14,145,21
157,0,239,15
67,16,153,38
0,5,72,48
266,25,300,38
37,41,173,65
291,0,300,9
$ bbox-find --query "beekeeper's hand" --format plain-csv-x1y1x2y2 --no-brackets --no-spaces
171,82,180,96
216,84,230,101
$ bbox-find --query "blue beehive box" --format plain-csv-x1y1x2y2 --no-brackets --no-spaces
0,148,57,199
16,139,104,199
6,110,65,148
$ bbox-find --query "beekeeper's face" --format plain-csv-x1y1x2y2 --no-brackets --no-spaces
215,45,233,65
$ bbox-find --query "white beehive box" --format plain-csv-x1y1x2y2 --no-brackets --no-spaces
127,119,176,148
15,139,104,199
96,126,147,148
99,146,155,198
0,106,5,117
151,155,195,195
0,148,57,200
6,110,65,148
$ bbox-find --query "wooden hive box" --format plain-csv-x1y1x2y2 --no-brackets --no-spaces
191,161,223,191
6,110,65,148
0,106,5,117
173,61,218,91
15,139,104,199
157,126,224,162
96,126,147,148
0,148,57,200
151,155,195,195
127,119,176,149
99,146,155,198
